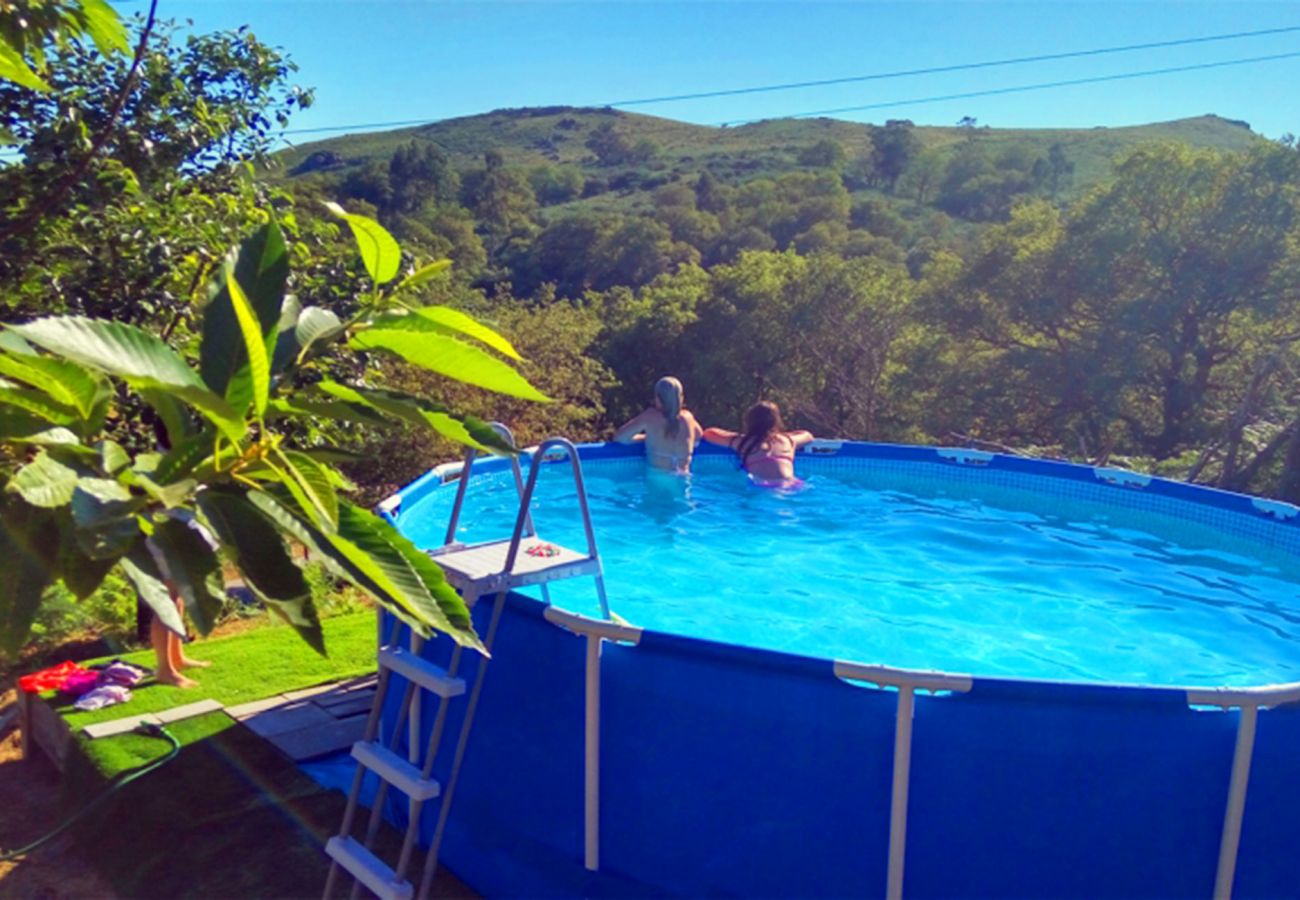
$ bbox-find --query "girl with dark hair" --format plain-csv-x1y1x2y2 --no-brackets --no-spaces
703,400,814,486
612,376,703,473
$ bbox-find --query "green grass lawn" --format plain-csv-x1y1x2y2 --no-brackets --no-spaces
55,611,378,735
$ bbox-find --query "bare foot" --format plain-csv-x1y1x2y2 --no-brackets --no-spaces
156,671,199,689
179,656,212,669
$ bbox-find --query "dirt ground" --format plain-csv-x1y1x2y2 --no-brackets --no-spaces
0,690,117,900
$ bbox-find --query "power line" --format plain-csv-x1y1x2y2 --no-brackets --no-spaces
604,25,1300,107
284,118,434,137
717,51,1300,127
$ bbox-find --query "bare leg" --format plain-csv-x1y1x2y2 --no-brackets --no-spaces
151,614,197,688
171,595,211,669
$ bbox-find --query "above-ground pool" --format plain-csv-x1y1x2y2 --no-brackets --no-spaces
318,441,1300,899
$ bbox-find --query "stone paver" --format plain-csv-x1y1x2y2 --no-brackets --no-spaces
83,713,163,739
240,700,335,738
272,714,368,761
155,698,224,724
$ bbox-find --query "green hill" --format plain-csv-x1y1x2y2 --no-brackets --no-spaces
276,107,1264,198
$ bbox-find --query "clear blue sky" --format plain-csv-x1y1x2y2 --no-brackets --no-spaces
157,1,1299,142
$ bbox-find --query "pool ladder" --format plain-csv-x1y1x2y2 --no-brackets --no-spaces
323,428,609,900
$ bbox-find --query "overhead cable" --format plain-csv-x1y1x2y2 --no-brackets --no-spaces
717,51,1300,126
603,25,1300,107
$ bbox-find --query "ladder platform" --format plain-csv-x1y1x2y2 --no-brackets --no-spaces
325,836,413,900
351,740,441,802
377,647,466,700
428,536,599,592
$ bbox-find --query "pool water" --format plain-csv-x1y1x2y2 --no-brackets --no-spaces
398,458,1300,687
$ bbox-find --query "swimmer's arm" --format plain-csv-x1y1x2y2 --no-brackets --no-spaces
702,426,738,448
787,430,816,448
611,409,653,444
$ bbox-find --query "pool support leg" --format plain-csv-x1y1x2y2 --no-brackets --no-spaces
1213,703,1258,900
585,634,602,871
887,686,915,900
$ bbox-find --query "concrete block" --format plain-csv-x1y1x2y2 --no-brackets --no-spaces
155,699,225,724
83,713,163,740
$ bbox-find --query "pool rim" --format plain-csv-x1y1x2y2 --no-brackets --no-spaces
380,437,1300,703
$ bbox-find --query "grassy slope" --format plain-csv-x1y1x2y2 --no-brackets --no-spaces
276,107,1265,202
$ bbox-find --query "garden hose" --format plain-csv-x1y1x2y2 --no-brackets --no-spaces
0,722,181,862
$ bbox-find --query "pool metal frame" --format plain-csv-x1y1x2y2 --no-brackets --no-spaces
381,439,1300,900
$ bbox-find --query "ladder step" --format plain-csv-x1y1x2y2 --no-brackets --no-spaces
377,647,466,699
351,740,441,801
325,836,413,900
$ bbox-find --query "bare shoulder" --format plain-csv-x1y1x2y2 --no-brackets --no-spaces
787,430,816,448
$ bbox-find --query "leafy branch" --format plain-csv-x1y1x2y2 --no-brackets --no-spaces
0,209,543,657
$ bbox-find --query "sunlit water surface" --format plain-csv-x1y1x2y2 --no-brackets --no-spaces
398,460,1300,687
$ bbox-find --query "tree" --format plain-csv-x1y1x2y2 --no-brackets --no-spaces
389,141,459,213
584,122,657,167
0,211,547,657
798,139,847,170
869,120,920,192
1,13,313,330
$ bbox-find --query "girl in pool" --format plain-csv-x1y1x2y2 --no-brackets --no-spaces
612,376,704,473
703,400,815,486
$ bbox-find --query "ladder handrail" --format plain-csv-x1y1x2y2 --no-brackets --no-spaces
504,438,597,570
443,423,536,546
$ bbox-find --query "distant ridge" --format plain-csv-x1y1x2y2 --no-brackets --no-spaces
279,108,1262,188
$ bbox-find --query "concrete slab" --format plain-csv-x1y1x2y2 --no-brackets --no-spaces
156,699,225,724
226,696,292,720
271,714,368,762
240,701,334,738
320,695,375,719
83,713,163,740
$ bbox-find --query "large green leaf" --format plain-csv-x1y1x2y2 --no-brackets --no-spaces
0,385,78,425
7,451,80,507
120,543,186,638
0,350,102,417
248,490,480,650
70,478,142,559
0,408,62,442
56,518,115,600
317,380,514,453
268,447,339,531
0,501,58,655
195,488,322,653
296,307,344,355
153,431,213,484
149,519,224,636
226,271,271,417
11,317,245,441
349,329,549,401
266,397,391,428
325,202,401,285
0,43,50,92
79,0,131,55
199,221,288,414
406,306,521,360
140,387,197,447
396,259,452,292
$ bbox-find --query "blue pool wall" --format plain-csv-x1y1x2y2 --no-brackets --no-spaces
372,441,1300,898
